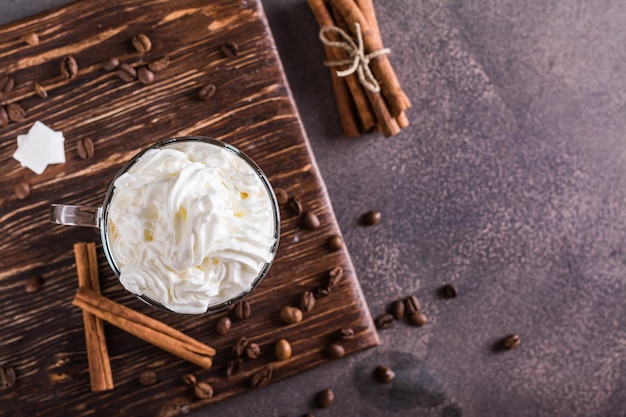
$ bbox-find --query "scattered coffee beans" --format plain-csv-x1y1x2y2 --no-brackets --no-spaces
315,388,334,408
25,275,43,293
102,58,119,71
440,284,458,299
198,84,216,101
181,373,197,385
501,334,521,350
3,76,14,93
233,336,249,357
0,75,10,91
328,266,344,287
216,316,231,335
193,381,214,399
303,211,320,229
407,311,428,327
148,56,170,72
280,306,303,324
405,295,421,314
375,313,395,330
374,365,395,383
226,359,243,377
275,338,292,360
361,210,381,226
274,188,288,205
235,300,251,320
137,67,155,85
328,234,344,251
21,32,39,46
132,33,152,53
325,342,345,359
289,196,303,216
300,291,315,312
60,55,78,79
390,299,405,320
250,366,272,388
338,327,354,340
245,342,261,359
34,83,48,98
76,138,95,160
139,370,157,386
314,286,331,298
116,63,137,83
0,366,16,389
7,103,25,122
221,41,239,58
13,181,31,200
0,106,8,128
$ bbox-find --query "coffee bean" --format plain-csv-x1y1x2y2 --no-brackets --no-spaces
3,76,14,93
7,103,25,122
249,366,272,388
34,83,47,98
274,188,288,205
361,210,381,226
25,276,43,293
390,299,405,320
0,106,8,128
221,41,239,58
328,234,343,251
13,181,30,200
325,342,345,359
280,306,303,324
233,336,249,357
0,366,16,389
225,359,243,377
338,327,354,340
0,75,10,91
216,316,231,335
275,338,292,360
102,58,119,71
60,55,78,79
407,311,428,327
76,138,95,160
303,211,320,229
439,284,458,299
21,32,39,46
501,334,521,350
405,295,421,314
137,67,155,85
132,33,152,53
181,373,197,385
148,56,170,72
198,84,216,101
139,370,157,386
373,365,395,383
375,313,395,330
234,300,251,320
193,381,213,399
328,266,344,287
116,63,137,82
313,285,331,298
315,388,334,408
289,196,303,216
245,342,261,359
300,291,315,312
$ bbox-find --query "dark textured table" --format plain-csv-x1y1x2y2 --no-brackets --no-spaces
2,1,625,416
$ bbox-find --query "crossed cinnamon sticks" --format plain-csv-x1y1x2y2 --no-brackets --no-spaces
307,0,410,137
72,243,215,392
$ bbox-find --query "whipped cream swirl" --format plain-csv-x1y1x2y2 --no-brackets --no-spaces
107,140,277,314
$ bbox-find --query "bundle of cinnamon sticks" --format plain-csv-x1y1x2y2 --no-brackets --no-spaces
307,0,410,137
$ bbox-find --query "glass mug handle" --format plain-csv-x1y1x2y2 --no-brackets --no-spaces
49,204,102,228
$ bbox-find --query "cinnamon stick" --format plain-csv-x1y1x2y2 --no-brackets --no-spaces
74,242,113,392
328,0,411,117
72,287,215,369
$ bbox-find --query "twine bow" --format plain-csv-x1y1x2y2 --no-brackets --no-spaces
319,22,390,93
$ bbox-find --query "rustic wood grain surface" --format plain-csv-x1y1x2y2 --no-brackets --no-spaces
0,0,379,416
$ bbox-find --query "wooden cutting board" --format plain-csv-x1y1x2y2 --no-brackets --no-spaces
0,0,379,416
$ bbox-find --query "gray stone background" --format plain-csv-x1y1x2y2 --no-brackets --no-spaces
2,1,625,416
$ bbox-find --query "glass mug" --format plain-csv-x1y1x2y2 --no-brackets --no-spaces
50,136,280,314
